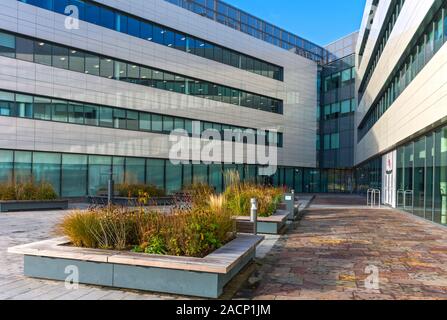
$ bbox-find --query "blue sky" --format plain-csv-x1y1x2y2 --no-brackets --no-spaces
227,0,366,45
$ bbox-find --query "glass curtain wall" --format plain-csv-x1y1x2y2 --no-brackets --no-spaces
395,125,447,226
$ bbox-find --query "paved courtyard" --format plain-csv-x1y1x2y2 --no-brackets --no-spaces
236,195,447,300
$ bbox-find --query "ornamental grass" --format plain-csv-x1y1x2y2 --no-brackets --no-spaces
59,202,236,258
0,181,57,201
222,171,283,217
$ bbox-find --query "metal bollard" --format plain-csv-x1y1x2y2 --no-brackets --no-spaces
250,198,258,235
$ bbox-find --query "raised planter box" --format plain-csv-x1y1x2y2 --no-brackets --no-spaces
234,209,290,235
8,234,263,298
0,200,68,212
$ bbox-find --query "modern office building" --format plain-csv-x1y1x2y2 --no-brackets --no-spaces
0,0,446,225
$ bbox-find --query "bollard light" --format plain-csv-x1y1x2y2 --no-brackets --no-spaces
250,198,258,235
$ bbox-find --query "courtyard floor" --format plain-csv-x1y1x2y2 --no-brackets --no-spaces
1,196,447,300
235,195,447,300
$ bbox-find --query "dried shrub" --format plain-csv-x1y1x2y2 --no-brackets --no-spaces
0,181,57,201
115,183,166,198
223,170,283,217
59,204,236,258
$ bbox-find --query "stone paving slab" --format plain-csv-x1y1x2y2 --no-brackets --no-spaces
236,196,447,300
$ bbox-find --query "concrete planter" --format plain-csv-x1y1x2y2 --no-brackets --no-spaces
8,235,263,298
0,200,68,212
234,209,289,235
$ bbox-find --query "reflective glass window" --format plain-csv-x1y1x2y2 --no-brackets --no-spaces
16,94,33,118
0,91,15,117
0,31,15,58
16,36,33,62
52,45,69,69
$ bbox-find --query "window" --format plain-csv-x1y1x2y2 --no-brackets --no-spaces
113,109,126,129
52,99,68,122
0,150,13,184
14,151,32,184
164,72,175,92
153,70,164,90
16,36,34,62
341,68,352,86
0,31,15,58
139,113,151,131
62,154,87,197
184,119,193,135
341,100,351,114
166,162,182,194
331,102,340,115
114,61,127,80
100,7,115,30
324,135,331,150
163,115,174,132
174,75,185,93
33,152,61,195
34,41,52,66
69,49,85,73
153,25,164,44
331,133,340,149
33,97,52,120
52,45,69,69
174,117,184,130
85,2,100,25
163,30,175,47
84,105,99,126
68,102,84,124
126,110,138,131
88,155,111,195
0,91,15,116
146,159,164,190
127,64,139,83
115,13,128,33
152,114,162,132
16,94,33,118
99,106,113,127
141,22,153,41
139,66,152,86
175,33,187,51
125,158,145,184
85,53,100,76
100,57,114,78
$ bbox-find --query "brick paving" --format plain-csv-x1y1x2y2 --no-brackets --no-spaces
3,197,447,300
236,196,447,300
